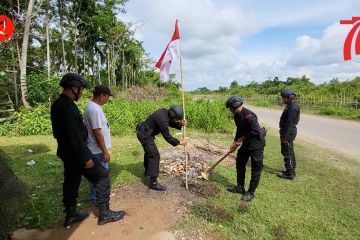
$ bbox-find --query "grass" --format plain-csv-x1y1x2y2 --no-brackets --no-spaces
0,131,360,239
180,131,360,239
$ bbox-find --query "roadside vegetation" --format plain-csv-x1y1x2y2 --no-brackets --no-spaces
192,76,360,120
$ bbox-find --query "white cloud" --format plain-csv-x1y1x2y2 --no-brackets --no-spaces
120,0,360,90
288,23,353,66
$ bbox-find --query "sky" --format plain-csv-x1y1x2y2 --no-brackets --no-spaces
120,0,360,90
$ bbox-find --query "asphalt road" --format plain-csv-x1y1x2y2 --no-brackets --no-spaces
250,106,360,161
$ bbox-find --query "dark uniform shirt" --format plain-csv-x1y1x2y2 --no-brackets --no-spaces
234,108,264,149
51,94,92,166
279,101,300,140
143,108,182,146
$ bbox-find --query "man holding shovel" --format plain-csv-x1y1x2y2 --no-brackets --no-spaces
226,95,266,202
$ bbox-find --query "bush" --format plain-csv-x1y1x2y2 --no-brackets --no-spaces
26,73,61,105
0,97,235,136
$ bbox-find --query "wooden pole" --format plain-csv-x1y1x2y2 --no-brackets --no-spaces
180,56,188,190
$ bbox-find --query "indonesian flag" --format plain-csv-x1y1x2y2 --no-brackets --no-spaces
155,20,180,81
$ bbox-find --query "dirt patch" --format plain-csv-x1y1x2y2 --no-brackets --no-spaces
237,202,249,214
188,183,219,198
11,177,215,240
191,204,233,222
272,223,288,240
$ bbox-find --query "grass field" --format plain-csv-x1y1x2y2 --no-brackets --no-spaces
0,130,359,239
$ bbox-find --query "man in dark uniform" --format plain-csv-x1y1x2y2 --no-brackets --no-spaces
136,105,188,191
51,73,124,228
277,89,300,180
226,95,266,202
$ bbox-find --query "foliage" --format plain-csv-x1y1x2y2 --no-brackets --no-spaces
0,105,52,136
0,94,234,136
0,0,158,108
26,72,61,105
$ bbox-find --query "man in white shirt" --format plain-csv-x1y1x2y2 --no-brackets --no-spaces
84,85,113,204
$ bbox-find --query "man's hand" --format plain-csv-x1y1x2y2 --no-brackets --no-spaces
103,152,110,162
181,119,187,126
180,138,188,146
229,140,242,153
84,159,94,169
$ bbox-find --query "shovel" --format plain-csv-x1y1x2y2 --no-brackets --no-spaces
202,150,232,180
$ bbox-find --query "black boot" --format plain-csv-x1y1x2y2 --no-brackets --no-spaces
241,192,255,202
281,170,296,177
149,177,166,191
277,171,295,180
64,206,89,228
227,185,245,194
98,203,125,225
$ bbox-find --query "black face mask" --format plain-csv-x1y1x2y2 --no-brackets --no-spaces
72,86,81,101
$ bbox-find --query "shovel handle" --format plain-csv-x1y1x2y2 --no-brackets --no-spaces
207,151,232,173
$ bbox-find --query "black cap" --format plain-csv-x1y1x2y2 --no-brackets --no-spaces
93,85,113,96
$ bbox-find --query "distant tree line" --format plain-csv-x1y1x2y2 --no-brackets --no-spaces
192,75,360,100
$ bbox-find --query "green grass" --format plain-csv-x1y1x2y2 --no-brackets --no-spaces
0,135,146,228
180,131,360,239
0,132,359,239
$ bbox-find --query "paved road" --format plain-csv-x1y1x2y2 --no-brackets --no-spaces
250,106,360,161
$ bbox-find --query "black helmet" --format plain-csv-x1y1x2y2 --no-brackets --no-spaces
281,89,296,99
226,95,243,110
169,105,184,120
60,73,88,88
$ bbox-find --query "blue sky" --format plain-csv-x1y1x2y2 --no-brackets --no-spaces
120,0,360,90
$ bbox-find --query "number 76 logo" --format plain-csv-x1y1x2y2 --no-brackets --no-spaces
340,17,360,61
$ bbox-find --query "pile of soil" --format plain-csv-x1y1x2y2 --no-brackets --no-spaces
188,183,219,198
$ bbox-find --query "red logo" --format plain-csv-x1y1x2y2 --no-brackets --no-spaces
0,15,15,42
340,17,360,61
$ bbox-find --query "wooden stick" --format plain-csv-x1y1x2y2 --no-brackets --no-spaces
179,55,188,190
207,151,232,173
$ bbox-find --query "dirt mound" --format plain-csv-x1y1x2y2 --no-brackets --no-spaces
188,183,219,198
126,85,166,101
191,204,233,222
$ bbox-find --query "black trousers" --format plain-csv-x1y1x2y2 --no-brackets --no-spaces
137,136,160,178
136,123,160,178
62,158,110,208
236,145,264,193
281,140,296,174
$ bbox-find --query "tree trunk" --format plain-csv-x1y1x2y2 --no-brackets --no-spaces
107,50,111,85
58,0,67,73
74,24,77,72
19,0,34,108
45,1,51,80
11,44,18,109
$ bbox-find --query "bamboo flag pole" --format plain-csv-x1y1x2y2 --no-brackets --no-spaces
179,55,188,190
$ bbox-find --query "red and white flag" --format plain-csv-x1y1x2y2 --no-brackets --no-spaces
155,20,180,81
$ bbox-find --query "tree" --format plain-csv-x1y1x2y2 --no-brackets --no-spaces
19,0,35,108
230,80,239,89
